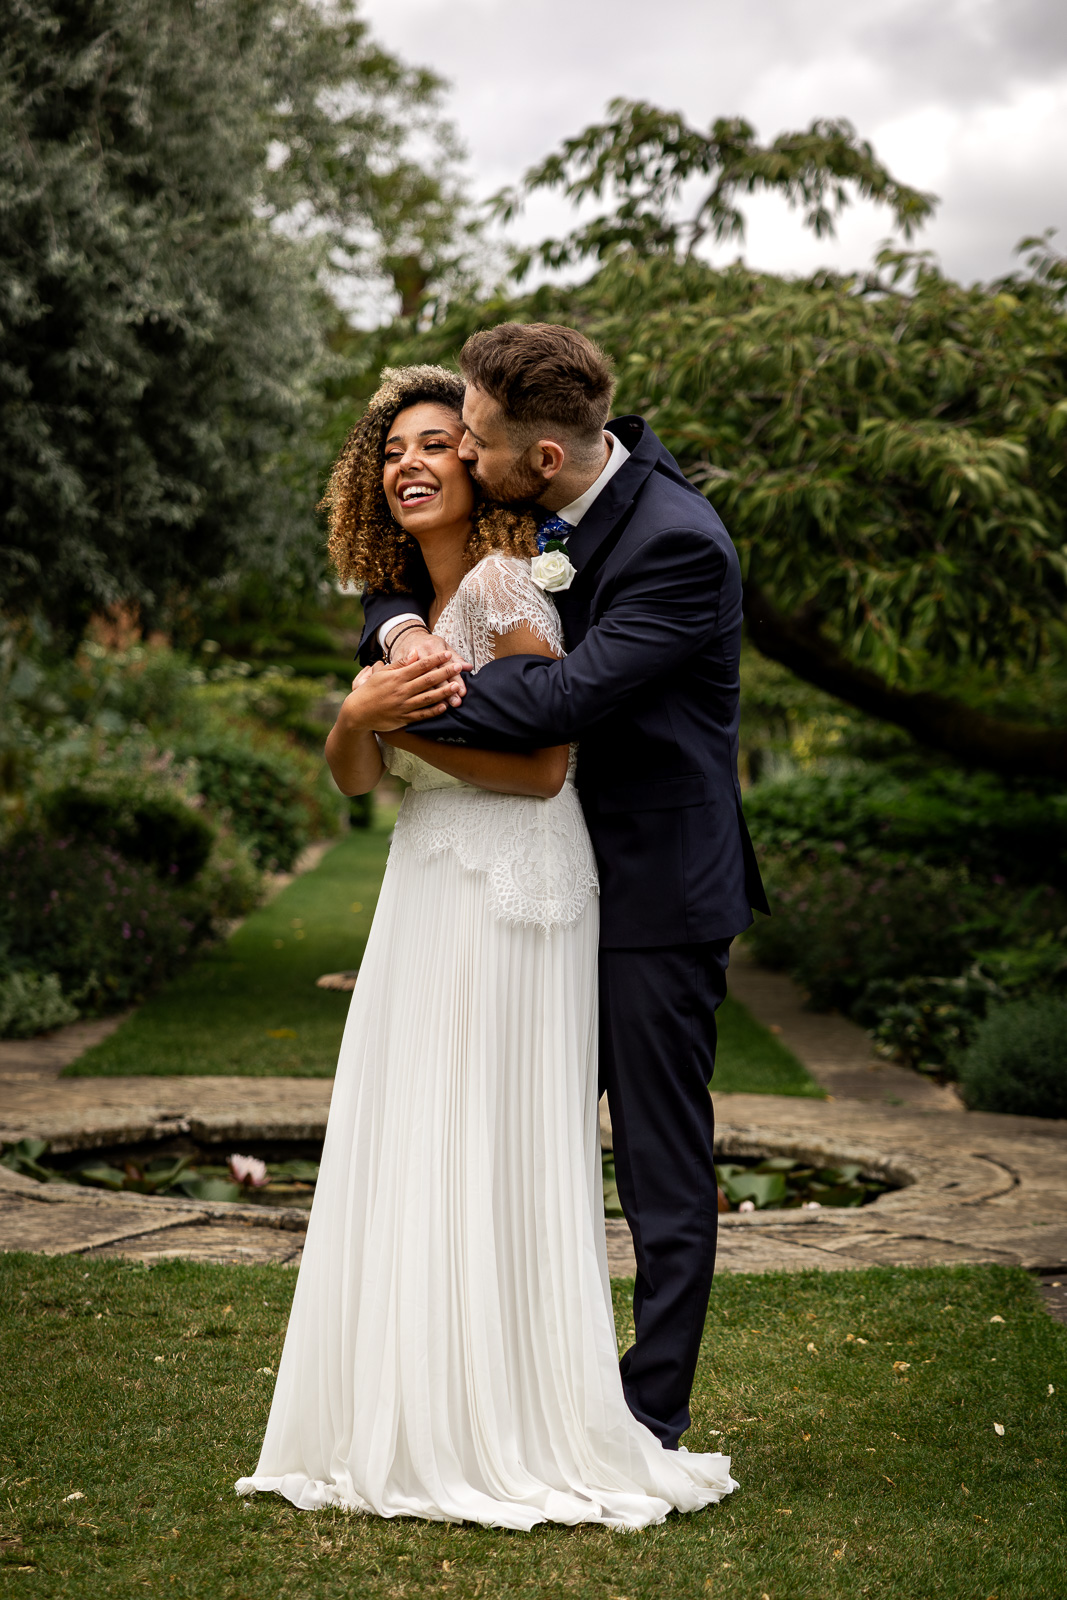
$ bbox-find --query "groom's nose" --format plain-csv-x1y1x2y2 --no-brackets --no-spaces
458,429,477,462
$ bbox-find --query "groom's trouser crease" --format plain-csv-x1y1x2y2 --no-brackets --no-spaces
598,939,730,1449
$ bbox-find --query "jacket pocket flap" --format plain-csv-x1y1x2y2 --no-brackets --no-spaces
596,774,707,813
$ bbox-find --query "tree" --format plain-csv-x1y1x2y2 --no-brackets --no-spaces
494,99,936,273
579,241,1067,776
0,0,463,635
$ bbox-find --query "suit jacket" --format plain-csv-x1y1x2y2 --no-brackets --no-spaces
359,415,768,948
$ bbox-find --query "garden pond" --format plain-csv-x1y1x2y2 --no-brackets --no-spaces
4,1138,897,1216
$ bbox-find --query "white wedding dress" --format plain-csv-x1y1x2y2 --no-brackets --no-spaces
236,555,737,1529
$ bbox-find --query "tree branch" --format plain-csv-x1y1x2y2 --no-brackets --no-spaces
744,583,1067,779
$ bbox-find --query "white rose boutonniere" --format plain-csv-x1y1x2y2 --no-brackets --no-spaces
530,547,576,593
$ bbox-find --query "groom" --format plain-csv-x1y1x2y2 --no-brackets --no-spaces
360,323,767,1449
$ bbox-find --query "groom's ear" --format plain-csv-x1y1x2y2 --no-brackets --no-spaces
531,437,566,481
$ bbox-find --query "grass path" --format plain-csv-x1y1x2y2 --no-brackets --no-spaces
67,816,820,1096
1,1255,1062,1598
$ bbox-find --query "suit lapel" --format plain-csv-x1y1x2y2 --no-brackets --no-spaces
564,418,659,578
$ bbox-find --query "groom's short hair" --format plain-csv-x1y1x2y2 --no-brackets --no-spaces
460,323,616,440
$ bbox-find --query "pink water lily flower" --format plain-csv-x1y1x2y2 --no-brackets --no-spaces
229,1154,269,1188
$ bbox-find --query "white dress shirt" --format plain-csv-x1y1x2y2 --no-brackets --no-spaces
378,431,631,650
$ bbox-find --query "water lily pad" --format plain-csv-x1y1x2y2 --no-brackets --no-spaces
718,1170,788,1209
173,1176,244,1203
270,1160,320,1182
73,1162,128,1191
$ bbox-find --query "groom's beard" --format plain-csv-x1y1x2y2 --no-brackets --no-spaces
472,454,547,508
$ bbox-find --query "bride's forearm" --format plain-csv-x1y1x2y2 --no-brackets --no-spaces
325,715,385,796
384,730,568,799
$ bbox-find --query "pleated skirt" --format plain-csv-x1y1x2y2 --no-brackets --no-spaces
236,839,737,1528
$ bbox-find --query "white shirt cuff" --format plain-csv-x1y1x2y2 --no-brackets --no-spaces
377,613,425,652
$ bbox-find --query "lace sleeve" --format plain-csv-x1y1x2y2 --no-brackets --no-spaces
451,555,564,671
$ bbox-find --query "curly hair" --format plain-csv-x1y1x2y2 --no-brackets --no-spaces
322,365,539,594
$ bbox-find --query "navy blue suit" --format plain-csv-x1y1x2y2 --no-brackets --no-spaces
360,415,767,1445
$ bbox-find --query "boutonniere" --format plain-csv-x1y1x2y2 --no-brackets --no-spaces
531,541,577,593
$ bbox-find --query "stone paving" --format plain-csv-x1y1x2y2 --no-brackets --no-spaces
2,949,1066,1285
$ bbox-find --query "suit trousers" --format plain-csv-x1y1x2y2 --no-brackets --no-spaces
598,939,731,1448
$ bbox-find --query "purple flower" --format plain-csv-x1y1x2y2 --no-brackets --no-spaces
122,922,131,939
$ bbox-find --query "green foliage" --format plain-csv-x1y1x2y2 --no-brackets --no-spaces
0,968,78,1037
191,664,341,753
0,1137,57,1181
0,0,463,631
171,736,310,872
715,1156,888,1210
853,968,1005,1077
38,782,214,884
958,996,1067,1118
643,242,1067,683
0,831,212,1012
193,829,264,923
497,99,934,272
744,767,1067,889
747,852,1067,1015
742,760,1067,1075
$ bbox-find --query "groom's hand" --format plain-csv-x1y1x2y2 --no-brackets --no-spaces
385,624,469,707
340,654,460,733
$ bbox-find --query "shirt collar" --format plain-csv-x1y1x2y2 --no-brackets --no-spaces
556,432,631,526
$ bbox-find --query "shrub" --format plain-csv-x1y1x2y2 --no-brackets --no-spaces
853,968,1005,1076
0,970,80,1038
744,768,1067,889
176,736,311,870
68,641,204,730
0,833,212,1013
194,667,338,749
39,782,214,883
195,830,264,921
748,856,988,1010
747,848,1067,1085
958,997,1067,1117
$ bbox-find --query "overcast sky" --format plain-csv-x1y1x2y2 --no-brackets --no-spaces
362,0,1067,285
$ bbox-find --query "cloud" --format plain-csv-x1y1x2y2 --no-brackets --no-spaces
363,0,1067,282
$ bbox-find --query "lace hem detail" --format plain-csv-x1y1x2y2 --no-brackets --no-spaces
390,784,598,933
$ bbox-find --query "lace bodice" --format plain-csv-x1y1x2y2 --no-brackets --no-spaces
379,555,596,931
440,554,564,668
381,556,567,794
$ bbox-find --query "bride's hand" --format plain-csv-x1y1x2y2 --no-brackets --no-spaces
390,630,470,706
338,652,459,733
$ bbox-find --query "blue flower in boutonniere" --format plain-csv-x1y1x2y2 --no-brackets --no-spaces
531,542,576,592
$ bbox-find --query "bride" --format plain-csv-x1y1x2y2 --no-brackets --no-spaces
235,365,737,1529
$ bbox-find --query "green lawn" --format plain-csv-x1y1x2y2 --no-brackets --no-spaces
714,994,823,1098
1,1255,1062,1598
66,817,820,1097
65,826,392,1078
